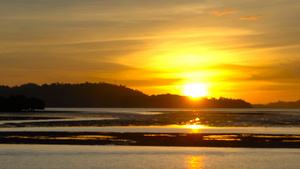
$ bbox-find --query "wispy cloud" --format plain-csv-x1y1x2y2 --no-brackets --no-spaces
210,8,236,16
240,15,262,20
196,10,203,14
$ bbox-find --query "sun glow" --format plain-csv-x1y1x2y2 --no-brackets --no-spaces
183,84,207,98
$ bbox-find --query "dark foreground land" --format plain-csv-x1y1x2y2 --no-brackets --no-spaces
1,131,299,148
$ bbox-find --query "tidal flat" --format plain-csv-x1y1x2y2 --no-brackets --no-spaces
0,108,300,148
1,108,300,169
1,108,300,128
1,131,300,148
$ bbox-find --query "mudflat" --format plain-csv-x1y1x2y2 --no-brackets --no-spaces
1,110,300,148
1,110,300,127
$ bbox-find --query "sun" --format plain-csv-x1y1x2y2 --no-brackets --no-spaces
183,84,207,98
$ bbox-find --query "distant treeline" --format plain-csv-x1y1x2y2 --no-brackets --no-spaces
254,100,300,108
0,82,252,108
0,95,45,112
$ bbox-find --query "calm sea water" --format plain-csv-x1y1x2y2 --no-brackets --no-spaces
1,126,300,135
1,145,299,169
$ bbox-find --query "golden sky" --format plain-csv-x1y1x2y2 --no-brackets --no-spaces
1,0,300,103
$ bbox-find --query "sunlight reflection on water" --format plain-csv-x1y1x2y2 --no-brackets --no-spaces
187,156,205,169
1,126,300,135
1,145,299,169
184,125,207,130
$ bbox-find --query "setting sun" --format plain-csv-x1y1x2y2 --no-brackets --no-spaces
183,84,207,98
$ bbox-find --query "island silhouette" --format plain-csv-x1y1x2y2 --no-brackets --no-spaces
0,82,252,109
254,100,300,108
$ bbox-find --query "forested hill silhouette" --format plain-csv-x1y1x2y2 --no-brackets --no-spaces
254,100,300,108
0,82,252,108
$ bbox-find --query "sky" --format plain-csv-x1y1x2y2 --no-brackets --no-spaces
1,0,300,104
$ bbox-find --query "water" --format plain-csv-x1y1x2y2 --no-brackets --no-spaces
0,144,299,169
0,117,116,125
1,126,300,135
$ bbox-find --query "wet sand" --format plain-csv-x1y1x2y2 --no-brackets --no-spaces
1,131,300,148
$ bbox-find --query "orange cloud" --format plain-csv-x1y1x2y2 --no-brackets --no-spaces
210,8,236,16
240,15,262,20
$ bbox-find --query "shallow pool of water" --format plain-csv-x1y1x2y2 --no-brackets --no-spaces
1,126,300,135
1,144,299,169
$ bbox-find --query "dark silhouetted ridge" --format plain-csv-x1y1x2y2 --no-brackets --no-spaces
254,100,300,108
0,82,252,108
